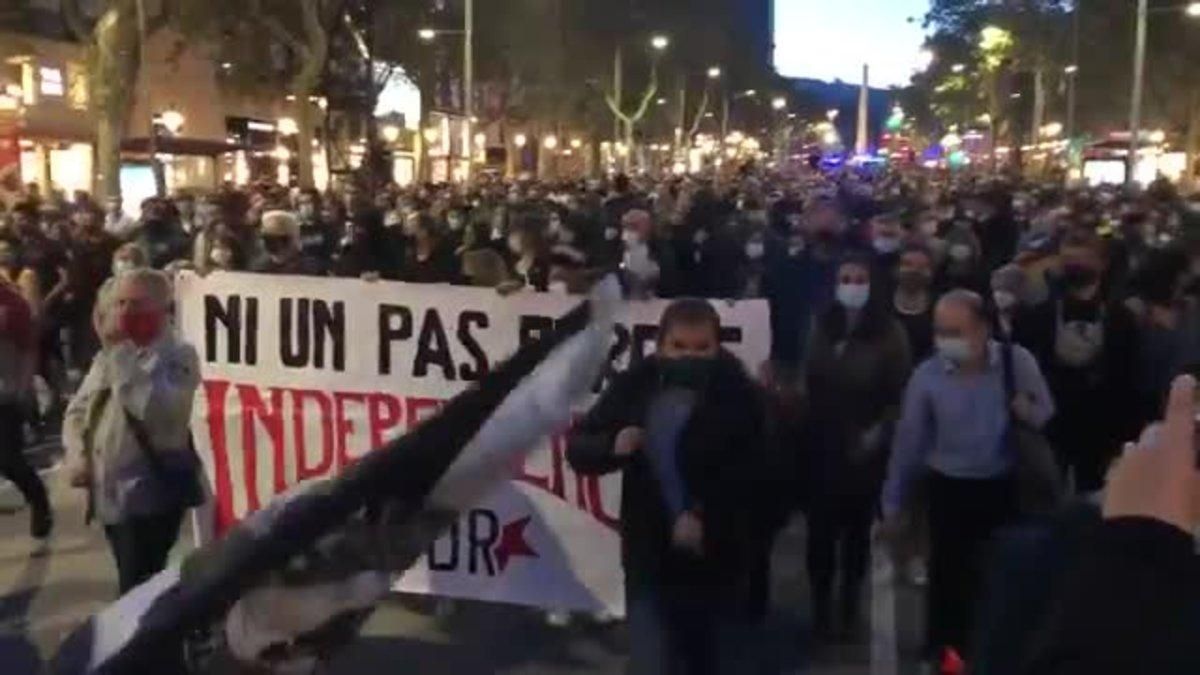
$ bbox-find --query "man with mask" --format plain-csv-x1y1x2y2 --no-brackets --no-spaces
295,188,337,265
250,211,323,276
892,244,936,362
867,206,906,299
568,299,771,674
763,195,845,373
103,197,137,240
882,290,1054,664
65,206,119,371
132,198,189,269
620,209,678,300
1013,229,1139,494
65,269,202,593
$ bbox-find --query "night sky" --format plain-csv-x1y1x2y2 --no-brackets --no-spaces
774,0,931,88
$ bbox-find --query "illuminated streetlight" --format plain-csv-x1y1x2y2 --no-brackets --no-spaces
382,125,401,143
951,63,966,74
1188,2,1200,18
1064,64,1079,75
543,135,559,150
651,34,670,51
277,117,299,136
707,66,722,79
570,138,583,149
514,133,528,148
159,109,185,135
771,96,787,111
826,109,839,121
743,89,757,97
417,28,436,41
656,97,667,105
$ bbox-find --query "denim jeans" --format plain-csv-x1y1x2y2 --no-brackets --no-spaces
625,582,757,675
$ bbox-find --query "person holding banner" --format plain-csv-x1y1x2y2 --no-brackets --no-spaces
64,268,203,594
568,298,771,675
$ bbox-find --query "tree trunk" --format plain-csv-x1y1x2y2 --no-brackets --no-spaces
91,1,141,200
294,92,315,189
1187,90,1200,189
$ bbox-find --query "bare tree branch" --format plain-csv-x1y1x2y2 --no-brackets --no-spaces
604,93,631,124
687,87,710,139
248,0,311,61
60,0,91,42
627,61,659,125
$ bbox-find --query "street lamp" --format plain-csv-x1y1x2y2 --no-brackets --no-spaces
707,66,722,79
1128,0,1200,184
514,133,528,148
382,125,401,143
771,96,787,111
743,89,757,97
651,34,670,51
159,109,185,135
417,28,436,41
570,138,583,149
951,63,966,74
543,135,559,150
1064,64,1078,75
826,109,839,122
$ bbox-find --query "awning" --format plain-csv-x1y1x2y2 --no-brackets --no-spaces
121,136,246,156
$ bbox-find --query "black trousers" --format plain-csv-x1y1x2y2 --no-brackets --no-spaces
806,492,874,623
0,402,49,515
927,472,1016,658
104,509,184,593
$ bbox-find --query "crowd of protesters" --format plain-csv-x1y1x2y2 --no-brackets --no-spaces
5,163,1200,673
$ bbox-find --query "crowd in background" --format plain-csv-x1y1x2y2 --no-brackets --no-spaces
5,164,1200,670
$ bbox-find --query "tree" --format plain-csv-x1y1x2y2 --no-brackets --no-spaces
60,0,168,200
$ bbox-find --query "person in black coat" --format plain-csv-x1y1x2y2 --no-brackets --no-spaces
567,299,774,675
1013,228,1140,493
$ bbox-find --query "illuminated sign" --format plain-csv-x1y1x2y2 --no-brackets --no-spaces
39,67,64,97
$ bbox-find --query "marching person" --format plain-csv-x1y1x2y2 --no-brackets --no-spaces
0,275,52,540
803,254,911,641
64,268,202,594
568,299,771,674
880,289,1054,664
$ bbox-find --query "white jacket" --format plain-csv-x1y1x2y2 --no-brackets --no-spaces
64,335,201,523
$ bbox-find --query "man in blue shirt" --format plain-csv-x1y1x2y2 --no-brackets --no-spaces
881,289,1054,662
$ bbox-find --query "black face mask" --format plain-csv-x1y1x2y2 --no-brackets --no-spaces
262,235,290,255
1061,264,1099,290
659,356,714,390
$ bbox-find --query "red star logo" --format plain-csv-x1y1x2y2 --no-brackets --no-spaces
493,516,539,572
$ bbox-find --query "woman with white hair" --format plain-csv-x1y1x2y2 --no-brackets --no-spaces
64,268,203,593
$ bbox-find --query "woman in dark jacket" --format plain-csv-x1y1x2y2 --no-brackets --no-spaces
803,253,911,640
567,299,774,675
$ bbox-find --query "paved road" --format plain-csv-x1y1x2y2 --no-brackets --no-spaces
0,448,925,674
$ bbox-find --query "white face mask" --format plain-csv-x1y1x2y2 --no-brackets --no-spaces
210,247,233,268
936,336,974,364
745,241,765,260
873,237,901,254
836,283,870,310
948,244,973,262
993,290,1018,312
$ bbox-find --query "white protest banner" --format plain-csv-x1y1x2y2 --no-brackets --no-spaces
176,272,770,614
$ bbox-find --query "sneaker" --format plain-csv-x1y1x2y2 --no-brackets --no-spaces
545,610,571,628
30,506,53,540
